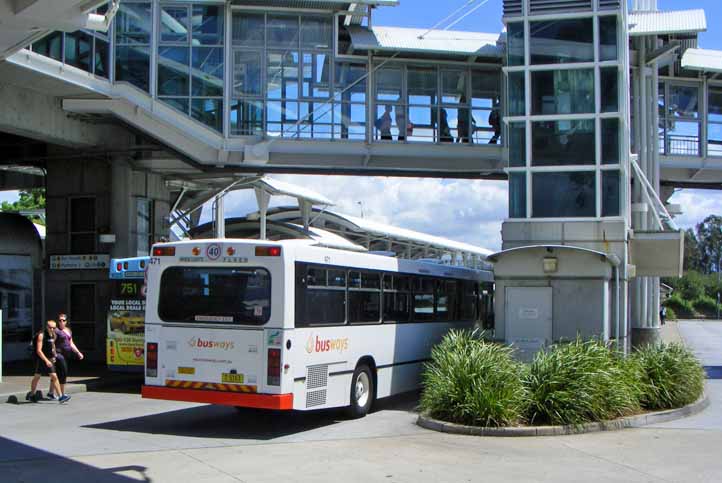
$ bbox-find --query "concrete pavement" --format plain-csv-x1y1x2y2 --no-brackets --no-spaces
0,360,141,403
1,322,721,482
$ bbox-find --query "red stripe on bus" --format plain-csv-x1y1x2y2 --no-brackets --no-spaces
142,385,293,410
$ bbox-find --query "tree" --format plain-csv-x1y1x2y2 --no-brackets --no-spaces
683,228,703,273
696,215,722,275
0,188,45,225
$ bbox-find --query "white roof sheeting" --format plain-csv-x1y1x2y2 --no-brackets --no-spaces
255,177,334,207
302,225,368,252
681,48,722,74
348,26,502,57
333,211,494,258
628,9,706,36
264,207,493,260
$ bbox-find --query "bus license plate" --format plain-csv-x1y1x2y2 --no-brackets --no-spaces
221,373,244,384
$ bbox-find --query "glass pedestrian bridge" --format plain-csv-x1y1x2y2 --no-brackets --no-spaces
5,0,721,184
8,0,506,176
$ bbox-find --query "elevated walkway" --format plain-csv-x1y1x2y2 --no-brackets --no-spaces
3,49,505,179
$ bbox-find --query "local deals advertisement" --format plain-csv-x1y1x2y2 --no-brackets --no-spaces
107,279,146,368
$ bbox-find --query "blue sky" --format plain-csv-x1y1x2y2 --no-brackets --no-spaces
376,0,722,49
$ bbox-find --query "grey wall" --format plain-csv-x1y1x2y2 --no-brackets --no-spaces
492,246,614,343
44,157,171,361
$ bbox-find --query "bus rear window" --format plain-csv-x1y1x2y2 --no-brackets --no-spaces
158,267,271,324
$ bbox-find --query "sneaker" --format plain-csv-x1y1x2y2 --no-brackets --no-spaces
25,391,37,402
58,394,71,404
47,392,58,401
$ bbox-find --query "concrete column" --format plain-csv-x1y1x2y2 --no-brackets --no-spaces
110,158,134,258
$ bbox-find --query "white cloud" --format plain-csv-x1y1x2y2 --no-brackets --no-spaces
215,175,508,251
207,178,722,253
668,189,722,231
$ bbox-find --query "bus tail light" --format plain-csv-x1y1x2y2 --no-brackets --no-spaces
116,262,122,271
152,246,176,256
256,246,282,257
146,342,158,377
267,348,281,386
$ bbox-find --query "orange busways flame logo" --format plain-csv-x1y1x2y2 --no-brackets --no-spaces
305,334,349,354
188,337,235,351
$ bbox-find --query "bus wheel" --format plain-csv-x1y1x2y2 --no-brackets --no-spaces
348,364,374,418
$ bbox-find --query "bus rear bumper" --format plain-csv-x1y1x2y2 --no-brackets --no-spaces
141,385,293,410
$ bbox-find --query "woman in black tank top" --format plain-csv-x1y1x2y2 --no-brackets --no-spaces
27,320,62,402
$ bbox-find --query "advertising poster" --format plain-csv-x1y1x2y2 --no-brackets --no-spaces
107,279,145,368
0,254,33,342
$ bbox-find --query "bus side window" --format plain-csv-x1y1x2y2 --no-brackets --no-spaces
459,280,477,321
382,274,410,323
295,263,346,327
349,270,381,324
413,277,435,322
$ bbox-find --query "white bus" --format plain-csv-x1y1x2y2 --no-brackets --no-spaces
142,238,493,417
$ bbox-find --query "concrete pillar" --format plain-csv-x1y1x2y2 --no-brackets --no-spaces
110,158,134,258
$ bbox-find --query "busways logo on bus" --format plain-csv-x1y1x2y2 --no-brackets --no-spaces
188,337,235,351
305,334,349,354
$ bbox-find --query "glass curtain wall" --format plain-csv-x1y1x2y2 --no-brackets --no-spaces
504,12,622,219
708,86,722,157
115,1,152,91
230,12,336,138
31,5,110,78
158,3,224,131
658,81,701,156
374,65,500,144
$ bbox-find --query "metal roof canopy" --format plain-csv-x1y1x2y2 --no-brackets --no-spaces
258,206,493,268
487,245,619,266
167,176,334,240
190,218,368,252
681,48,722,74
348,26,502,58
628,9,706,37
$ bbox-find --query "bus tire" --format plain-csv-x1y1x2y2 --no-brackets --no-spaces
348,364,374,418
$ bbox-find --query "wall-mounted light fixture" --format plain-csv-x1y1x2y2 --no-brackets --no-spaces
543,257,558,273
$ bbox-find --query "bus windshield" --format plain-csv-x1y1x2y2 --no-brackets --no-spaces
158,267,271,324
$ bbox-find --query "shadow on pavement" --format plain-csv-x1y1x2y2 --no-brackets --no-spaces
0,436,149,482
83,390,420,441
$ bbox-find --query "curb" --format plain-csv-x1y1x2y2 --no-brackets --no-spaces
4,374,142,404
417,393,710,437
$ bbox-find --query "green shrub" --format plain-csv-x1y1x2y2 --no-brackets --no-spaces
693,296,721,317
420,330,528,427
664,307,678,320
678,271,706,301
664,294,695,318
525,338,641,426
632,343,705,410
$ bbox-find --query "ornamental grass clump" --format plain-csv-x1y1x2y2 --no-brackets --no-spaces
525,338,642,426
420,330,528,427
632,342,705,410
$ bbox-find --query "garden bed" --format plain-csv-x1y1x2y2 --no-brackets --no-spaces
418,331,708,432
417,393,709,437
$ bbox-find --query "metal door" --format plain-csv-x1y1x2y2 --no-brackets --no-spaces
505,287,553,362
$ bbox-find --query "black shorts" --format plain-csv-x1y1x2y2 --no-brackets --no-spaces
55,355,68,385
34,358,57,376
